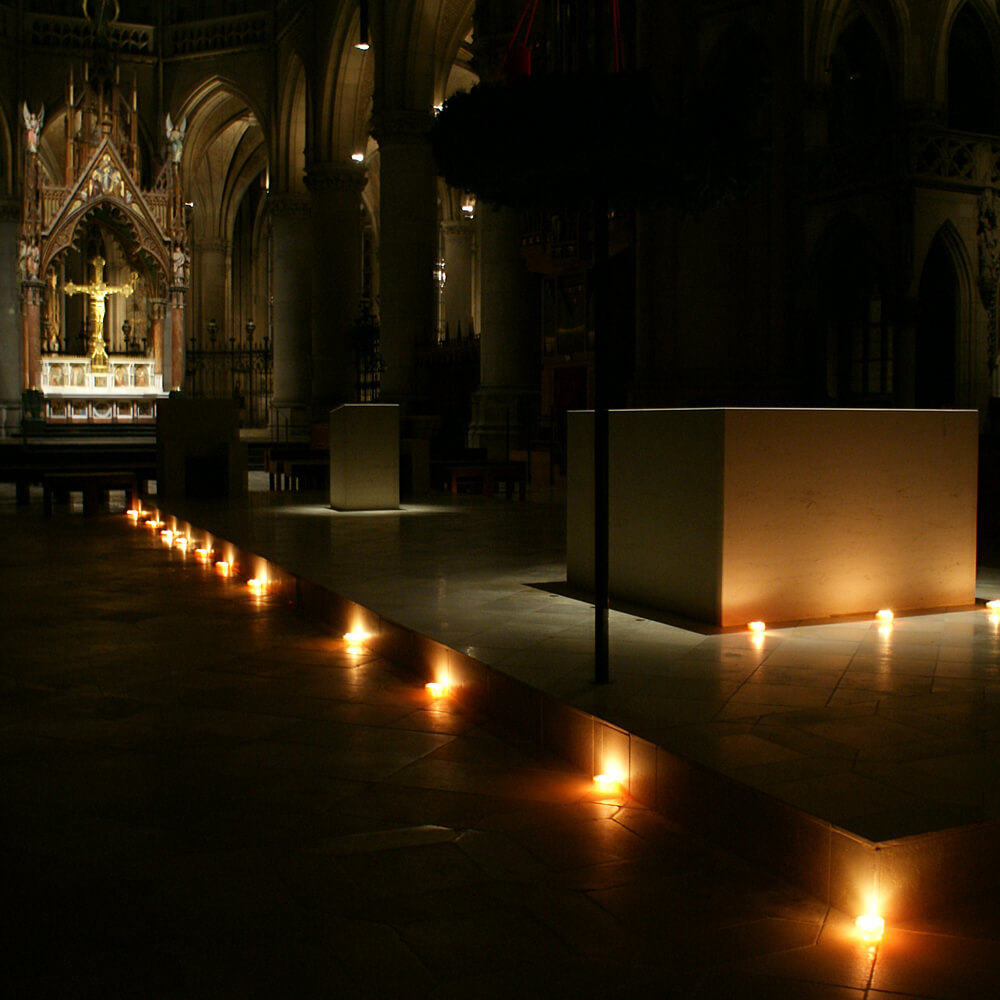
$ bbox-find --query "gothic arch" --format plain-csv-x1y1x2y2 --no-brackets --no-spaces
314,5,372,166
807,0,908,93
177,77,267,240
175,78,267,342
931,1,1000,116
807,213,895,402
275,49,308,193
916,221,972,407
44,198,169,290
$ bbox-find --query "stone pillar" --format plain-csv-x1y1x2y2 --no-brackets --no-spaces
268,193,312,438
22,280,43,391
0,204,20,432
193,237,229,341
151,299,166,382
441,219,475,339
305,164,367,411
169,289,186,391
467,203,539,459
371,110,438,406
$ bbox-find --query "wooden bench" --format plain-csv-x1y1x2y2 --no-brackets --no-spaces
433,460,527,500
42,471,138,516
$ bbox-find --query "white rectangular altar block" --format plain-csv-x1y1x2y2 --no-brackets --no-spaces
329,404,399,510
568,408,978,626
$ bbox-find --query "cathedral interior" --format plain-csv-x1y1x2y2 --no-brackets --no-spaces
3,1,1000,463
5,2,1000,994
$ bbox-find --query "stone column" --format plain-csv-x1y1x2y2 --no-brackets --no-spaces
371,110,438,406
305,164,366,411
0,203,21,432
151,299,166,383
441,219,475,339
467,203,540,459
268,193,312,438
169,288,185,391
193,237,229,342
21,280,44,391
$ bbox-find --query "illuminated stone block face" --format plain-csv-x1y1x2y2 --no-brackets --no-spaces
329,403,399,511
568,408,978,626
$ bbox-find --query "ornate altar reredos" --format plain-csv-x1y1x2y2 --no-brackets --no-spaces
19,8,187,426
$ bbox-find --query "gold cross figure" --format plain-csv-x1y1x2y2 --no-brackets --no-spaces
64,255,136,371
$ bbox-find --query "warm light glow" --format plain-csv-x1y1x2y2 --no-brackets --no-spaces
215,561,231,576
247,578,266,594
354,40,370,50
461,202,474,215
351,152,364,162
593,773,621,795
195,547,214,562
876,609,894,623
343,630,370,653
145,518,163,530
175,535,190,549
161,529,174,545
748,620,766,633
425,681,449,698
987,599,1000,610
126,508,141,521
855,913,885,943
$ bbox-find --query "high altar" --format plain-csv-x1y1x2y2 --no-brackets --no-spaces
18,12,187,427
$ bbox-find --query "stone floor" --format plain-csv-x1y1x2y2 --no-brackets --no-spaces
151,477,1000,845
3,483,1000,997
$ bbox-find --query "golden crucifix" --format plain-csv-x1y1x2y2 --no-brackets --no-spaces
64,255,136,371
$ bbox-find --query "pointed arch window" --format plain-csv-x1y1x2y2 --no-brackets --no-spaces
846,285,893,400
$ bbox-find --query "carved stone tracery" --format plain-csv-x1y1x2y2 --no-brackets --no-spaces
18,15,187,411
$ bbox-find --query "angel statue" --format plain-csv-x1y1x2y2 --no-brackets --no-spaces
166,113,187,164
22,102,44,154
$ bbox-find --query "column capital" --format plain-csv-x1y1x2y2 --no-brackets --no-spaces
305,163,367,194
267,191,311,216
20,278,44,307
371,109,434,146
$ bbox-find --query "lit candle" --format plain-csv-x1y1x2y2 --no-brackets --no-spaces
855,912,885,943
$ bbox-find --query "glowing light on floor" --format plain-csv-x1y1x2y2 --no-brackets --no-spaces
247,577,266,594
343,630,370,653
195,547,214,562
748,620,766,633
855,912,885,943
987,599,1000,610
145,518,163,530
876,609,894,623
175,535,190,550
215,560,231,576
425,681,449,698
126,508,141,522
160,529,174,545
592,773,622,795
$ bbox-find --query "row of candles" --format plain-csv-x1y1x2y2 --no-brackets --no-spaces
125,503,960,945
747,599,1000,638
744,600,1000,943
126,504,455,693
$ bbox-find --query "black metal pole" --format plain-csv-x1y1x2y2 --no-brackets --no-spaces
593,190,610,685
